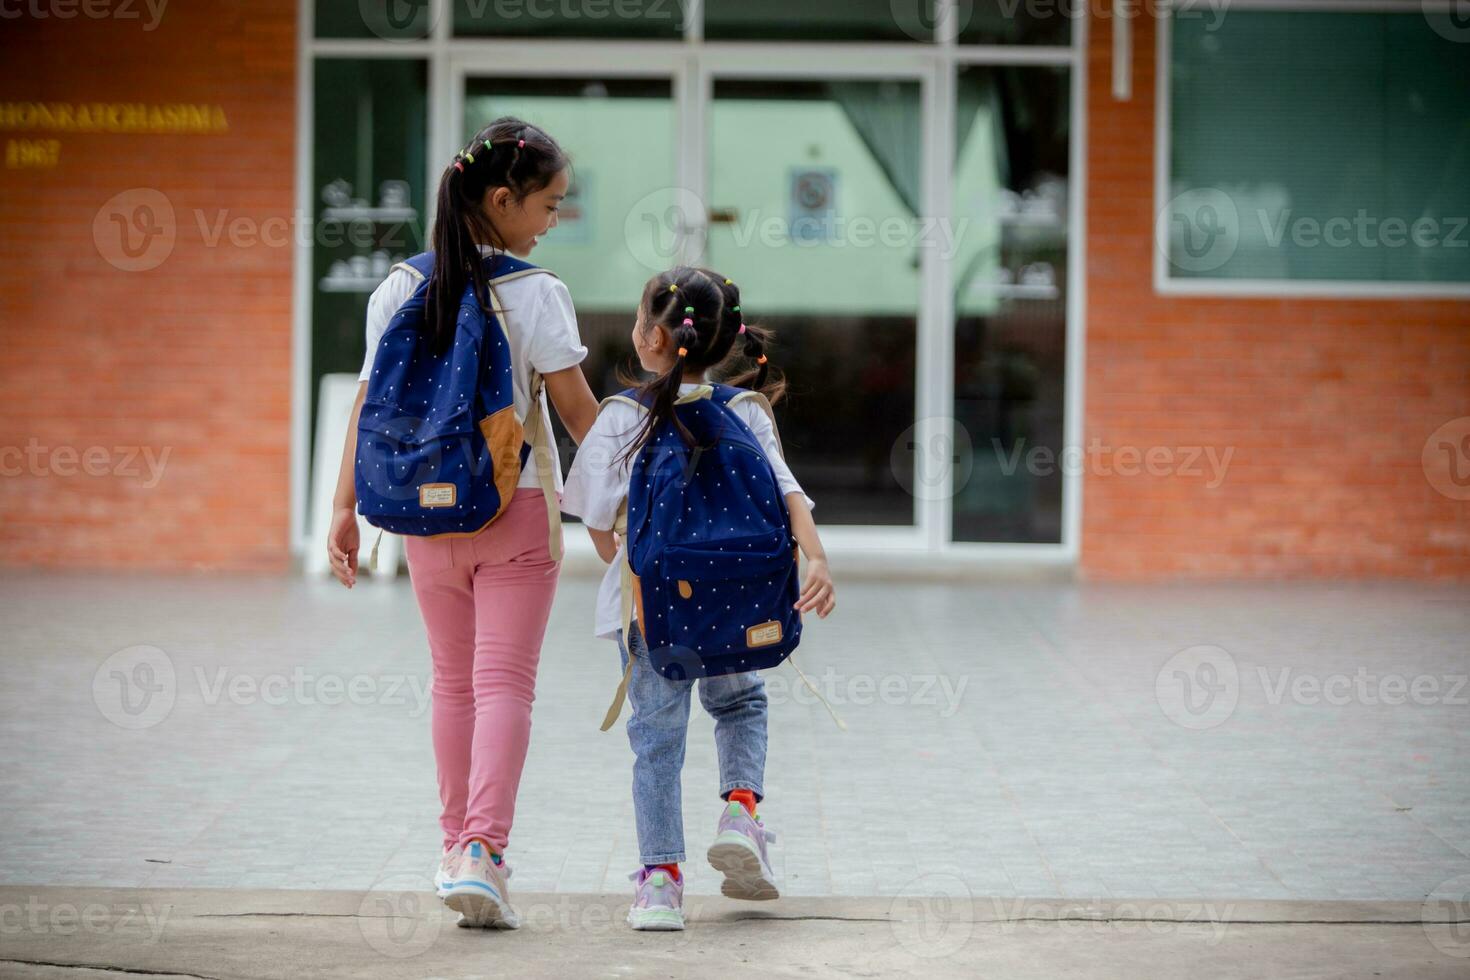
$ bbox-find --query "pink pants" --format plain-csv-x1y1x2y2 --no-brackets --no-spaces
403,487,560,855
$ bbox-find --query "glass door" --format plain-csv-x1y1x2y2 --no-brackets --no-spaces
704,76,925,530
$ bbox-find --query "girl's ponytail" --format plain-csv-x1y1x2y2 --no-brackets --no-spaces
718,277,786,406
424,118,568,357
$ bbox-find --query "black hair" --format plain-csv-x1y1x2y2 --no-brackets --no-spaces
426,116,569,356
617,266,786,465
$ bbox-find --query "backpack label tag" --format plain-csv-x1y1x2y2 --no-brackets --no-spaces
746,620,782,648
420,483,456,508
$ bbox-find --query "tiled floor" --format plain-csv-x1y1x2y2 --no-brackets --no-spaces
1,569,1466,902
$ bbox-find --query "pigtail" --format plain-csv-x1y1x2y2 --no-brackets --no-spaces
717,278,787,406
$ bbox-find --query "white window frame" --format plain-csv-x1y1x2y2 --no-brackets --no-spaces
1155,0,1470,299
291,0,1089,567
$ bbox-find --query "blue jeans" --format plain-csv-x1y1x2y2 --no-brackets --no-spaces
617,623,768,865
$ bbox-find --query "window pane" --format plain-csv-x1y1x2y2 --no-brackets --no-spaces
957,1,1071,45
704,0,933,42
1166,13,1470,283
464,78,677,491
952,65,1070,544
708,79,922,526
310,59,429,505
315,0,431,39
454,0,683,38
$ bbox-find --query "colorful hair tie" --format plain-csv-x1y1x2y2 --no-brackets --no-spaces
517,138,526,148
684,306,694,314
463,151,475,164
733,305,741,312
757,354,768,365
483,139,494,151
724,279,732,285
668,284,678,293
677,347,688,357
682,317,694,326
738,323,747,334
453,161,464,172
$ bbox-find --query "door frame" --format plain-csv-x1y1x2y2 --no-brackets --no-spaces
293,4,1088,566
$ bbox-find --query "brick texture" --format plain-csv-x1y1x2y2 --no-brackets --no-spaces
0,1,297,572
1082,12,1470,580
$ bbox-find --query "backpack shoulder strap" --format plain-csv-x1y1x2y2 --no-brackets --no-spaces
727,389,784,460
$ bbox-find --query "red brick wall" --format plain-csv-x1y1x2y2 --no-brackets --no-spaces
1082,12,1470,579
0,1,297,571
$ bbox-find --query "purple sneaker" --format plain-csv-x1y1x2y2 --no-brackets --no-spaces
627,867,685,931
706,802,779,901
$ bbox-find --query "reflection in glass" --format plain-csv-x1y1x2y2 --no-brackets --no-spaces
952,65,1070,544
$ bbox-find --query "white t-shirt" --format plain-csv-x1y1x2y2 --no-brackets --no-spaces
560,382,815,641
358,249,588,492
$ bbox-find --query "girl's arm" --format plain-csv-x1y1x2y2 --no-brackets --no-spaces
543,365,598,446
787,493,835,618
587,525,619,564
326,382,368,589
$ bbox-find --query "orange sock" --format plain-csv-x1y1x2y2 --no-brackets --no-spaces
727,789,758,816
645,862,681,882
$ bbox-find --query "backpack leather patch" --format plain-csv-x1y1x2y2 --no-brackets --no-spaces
746,620,782,648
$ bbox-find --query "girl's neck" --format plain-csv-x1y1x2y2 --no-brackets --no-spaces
679,369,707,384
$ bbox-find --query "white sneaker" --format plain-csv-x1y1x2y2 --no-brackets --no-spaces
433,843,462,897
626,867,685,931
706,802,779,901
443,839,520,929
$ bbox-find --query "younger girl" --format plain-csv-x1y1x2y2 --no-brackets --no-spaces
561,267,835,931
326,117,600,929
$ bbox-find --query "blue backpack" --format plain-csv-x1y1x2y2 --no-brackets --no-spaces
355,251,561,556
608,384,802,690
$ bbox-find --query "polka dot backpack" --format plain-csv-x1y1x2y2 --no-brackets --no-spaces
613,383,803,684
354,251,561,554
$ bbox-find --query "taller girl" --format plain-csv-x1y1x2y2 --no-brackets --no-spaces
327,117,599,929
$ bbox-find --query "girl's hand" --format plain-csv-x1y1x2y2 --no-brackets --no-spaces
796,556,835,618
327,506,360,588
